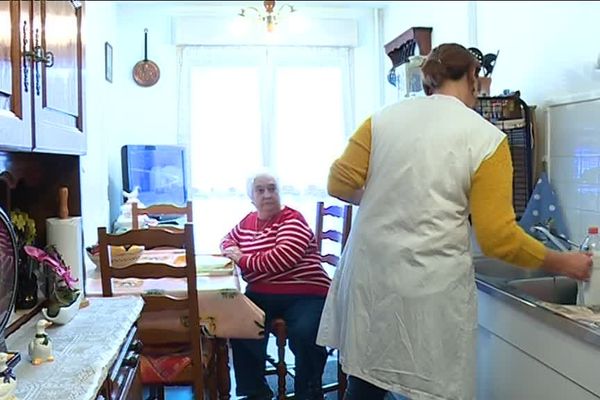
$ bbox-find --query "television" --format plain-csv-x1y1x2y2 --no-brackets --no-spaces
121,145,189,207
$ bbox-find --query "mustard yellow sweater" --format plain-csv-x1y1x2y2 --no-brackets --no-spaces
329,117,546,268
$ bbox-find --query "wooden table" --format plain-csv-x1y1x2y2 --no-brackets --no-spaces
85,250,266,399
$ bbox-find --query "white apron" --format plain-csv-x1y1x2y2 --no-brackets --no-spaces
317,95,505,400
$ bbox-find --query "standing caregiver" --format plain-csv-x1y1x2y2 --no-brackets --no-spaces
317,43,592,400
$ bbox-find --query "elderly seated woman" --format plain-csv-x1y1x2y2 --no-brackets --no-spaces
220,170,331,400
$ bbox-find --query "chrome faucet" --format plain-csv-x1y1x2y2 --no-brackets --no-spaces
531,224,589,305
531,225,579,252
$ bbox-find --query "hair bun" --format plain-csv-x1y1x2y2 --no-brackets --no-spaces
420,43,479,96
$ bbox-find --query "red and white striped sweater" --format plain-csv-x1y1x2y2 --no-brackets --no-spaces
220,206,331,296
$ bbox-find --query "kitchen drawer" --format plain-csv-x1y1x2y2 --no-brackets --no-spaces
105,324,143,400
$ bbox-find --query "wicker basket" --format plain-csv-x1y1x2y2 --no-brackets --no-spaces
86,245,144,269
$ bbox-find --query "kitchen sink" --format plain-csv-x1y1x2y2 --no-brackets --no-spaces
474,257,553,281
506,276,578,305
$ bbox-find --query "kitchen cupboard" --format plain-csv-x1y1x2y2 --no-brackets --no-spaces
0,0,85,155
0,0,85,337
477,287,600,399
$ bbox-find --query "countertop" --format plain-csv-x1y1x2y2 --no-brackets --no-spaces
6,296,144,400
475,264,600,349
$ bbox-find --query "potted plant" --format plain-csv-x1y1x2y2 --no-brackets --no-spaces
10,210,38,310
23,245,81,324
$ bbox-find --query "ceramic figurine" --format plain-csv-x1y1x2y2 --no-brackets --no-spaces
113,186,155,231
0,352,17,400
28,319,53,365
42,291,82,325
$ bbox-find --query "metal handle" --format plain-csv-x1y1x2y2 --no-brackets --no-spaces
129,339,143,353
38,48,54,68
29,29,54,96
34,29,41,96
123,351,140,367
22,21,30,93
32,26,54,68
24,28,53,66
23,26,55,95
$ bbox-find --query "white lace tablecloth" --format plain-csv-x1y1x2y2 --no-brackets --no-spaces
6,296,144,400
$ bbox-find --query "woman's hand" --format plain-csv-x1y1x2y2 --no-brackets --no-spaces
222,246,242,263
542,250,593,281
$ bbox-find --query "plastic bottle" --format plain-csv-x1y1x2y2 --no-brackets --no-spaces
579,226,600,305
580,226,600,252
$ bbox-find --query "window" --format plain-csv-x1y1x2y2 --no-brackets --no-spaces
178,46,352,252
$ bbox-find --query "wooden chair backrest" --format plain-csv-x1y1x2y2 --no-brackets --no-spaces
97,223,204,397
314,201,353,267
131,201,193,229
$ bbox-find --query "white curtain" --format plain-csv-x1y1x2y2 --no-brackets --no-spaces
178,45,353,252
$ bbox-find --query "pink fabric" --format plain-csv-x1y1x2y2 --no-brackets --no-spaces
140,353,192,384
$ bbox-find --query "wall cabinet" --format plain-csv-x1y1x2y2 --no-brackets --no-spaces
0,0,85,155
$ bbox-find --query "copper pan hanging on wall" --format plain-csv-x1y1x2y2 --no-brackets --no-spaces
132,28,160,87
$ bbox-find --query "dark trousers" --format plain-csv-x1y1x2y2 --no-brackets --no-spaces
344,375,413,400
230,292,328,399
344,375,388,400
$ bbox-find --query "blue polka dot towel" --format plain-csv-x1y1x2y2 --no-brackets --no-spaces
518,172,570,251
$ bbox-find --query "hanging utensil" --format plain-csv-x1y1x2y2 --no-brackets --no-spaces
132,28,160,87
482,51,499,77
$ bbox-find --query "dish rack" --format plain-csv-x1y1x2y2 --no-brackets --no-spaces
474,94,534,219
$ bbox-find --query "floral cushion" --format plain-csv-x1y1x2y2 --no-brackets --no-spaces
139,352,192,384
139,341,213,385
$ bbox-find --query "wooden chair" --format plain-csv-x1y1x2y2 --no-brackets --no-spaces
97,223,205,400
131,201,193,230
268,201,353,399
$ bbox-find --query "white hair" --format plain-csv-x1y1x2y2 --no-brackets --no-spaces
246,168,280,199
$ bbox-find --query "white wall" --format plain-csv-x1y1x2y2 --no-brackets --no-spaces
106,3,183,224
381,1,472,105
475,1,600,106
81,1,384,226
80,1,117,250
382,1,600,105
477,1,600,242
81,1,600,243
381,0,600,241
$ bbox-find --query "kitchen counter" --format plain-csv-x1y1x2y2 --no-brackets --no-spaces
7,296,144,400
475,272,600,348
475,257,600,399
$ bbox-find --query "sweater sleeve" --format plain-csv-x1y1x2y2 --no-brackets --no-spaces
470,138,546,267
237,218,312,274
328,117,371,199
219,228,239,252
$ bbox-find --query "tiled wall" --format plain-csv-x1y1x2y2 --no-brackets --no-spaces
548,97,600,244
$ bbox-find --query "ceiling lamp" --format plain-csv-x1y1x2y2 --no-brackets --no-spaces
238,0,297,33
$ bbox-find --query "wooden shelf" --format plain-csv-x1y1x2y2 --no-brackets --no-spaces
384,27,432,68
6,300,46,337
